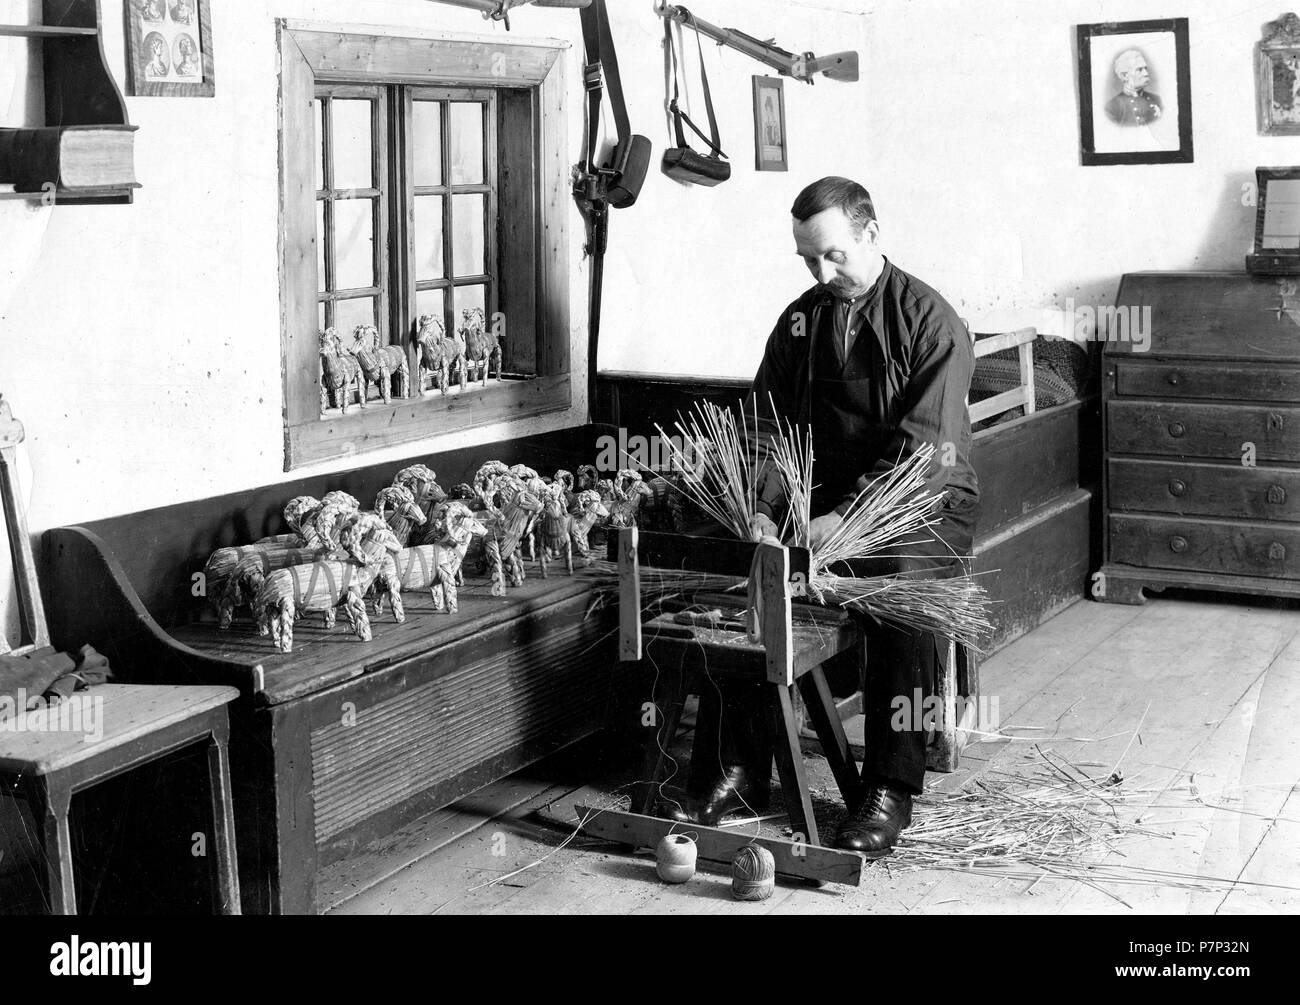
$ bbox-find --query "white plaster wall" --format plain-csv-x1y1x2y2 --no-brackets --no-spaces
0,0,870,545
0,0,593,541
602,0,1300,373
4,0,1300,541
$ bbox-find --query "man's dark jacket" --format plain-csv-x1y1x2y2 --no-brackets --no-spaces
747,258,979,521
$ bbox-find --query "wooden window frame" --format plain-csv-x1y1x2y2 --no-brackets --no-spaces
279,23,571,471
403,87,499,366
315,85,391,342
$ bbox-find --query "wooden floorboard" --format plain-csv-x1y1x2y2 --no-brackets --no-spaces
315,595,1300,915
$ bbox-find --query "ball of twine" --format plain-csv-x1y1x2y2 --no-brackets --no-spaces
656,833,697,884
731,843,776,901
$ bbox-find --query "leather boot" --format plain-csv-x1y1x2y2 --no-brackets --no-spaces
833,779,914,857
663,765,770,827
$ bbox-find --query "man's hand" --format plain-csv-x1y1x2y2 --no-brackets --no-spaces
808,512,843,550
749,513,782,547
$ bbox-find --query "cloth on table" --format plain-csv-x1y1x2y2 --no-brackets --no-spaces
0,644,114,723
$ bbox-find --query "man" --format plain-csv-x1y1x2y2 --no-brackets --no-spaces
1104,49,1162,127
666,177,978,856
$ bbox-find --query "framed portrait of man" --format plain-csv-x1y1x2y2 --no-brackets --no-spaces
1077,19,1192,166
752,76,787,172
125,0,215,97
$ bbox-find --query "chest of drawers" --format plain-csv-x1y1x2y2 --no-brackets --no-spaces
1099,272,1300,604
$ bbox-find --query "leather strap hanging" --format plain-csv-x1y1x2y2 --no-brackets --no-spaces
578,0,651,208
661,11,730,186
573,0,650,418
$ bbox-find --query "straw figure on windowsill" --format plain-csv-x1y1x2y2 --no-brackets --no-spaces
320,328,362,413
352,323,410,403
460,307,502,386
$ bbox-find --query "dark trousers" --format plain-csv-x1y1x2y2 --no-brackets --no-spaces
689,492,978,797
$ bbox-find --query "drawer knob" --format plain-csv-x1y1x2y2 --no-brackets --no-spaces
1268,485,1287,505
1168,421,1186,438
1166,371,1181,387
1270,542,1287,562
1170,535,1188,553
1168,478,1187,497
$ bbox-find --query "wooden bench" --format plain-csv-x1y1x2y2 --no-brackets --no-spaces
40,424,632,914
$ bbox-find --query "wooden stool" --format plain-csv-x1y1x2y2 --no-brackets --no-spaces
1,395,242,913
0,683,242,915
618,528,863,846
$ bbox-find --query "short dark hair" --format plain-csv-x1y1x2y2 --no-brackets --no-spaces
791,177,876,232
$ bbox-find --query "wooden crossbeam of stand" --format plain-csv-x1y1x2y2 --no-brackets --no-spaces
575,804,863,886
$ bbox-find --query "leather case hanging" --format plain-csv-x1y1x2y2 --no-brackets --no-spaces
661,13,730,187
579,0,651,208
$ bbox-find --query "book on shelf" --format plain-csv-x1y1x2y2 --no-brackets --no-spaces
0,125,139,194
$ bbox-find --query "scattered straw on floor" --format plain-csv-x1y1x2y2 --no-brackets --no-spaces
881,744,1300,908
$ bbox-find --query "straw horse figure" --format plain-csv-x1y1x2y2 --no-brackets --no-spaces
415,314,468,396
460,307,502,386
567,489,609,566
608,469,654,528
352,323,410,404
319,328,362,413
257,522,403,653
375,502,488,619
482,475,543,596
374,485,428,547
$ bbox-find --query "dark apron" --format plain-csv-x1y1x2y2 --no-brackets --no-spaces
808,301,893,515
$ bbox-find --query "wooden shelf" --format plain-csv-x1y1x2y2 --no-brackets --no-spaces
0,3,135,205
0,25,99,37
0,187,135,205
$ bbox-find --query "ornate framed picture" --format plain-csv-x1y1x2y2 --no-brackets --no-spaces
1257,13,1300,135
1077,19,1192,166
752,76,787,172
124,0,215,98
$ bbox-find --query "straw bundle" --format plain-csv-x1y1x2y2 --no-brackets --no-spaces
809,573,990,651
653,399,763,540
644,398,992,648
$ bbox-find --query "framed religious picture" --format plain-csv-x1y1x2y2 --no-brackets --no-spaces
1077,19,1192,166
125,0,215,98
1257,13,1300,135
752,76,788,172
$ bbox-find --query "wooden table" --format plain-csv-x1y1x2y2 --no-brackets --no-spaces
0,683,241,915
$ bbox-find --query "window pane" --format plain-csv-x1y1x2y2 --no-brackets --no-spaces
334,298,377,339
413,101,443,187
452,285,486,330
415,288,446,332
314,99,325,191
332,99,374,190
449,102,484,185
452,193,485,277
316,201,327,291
414,196,445,281
334,198,375,291
318,301,327,330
